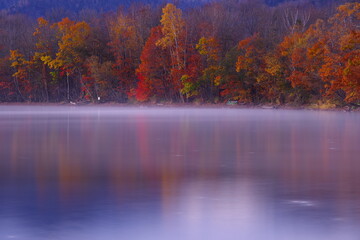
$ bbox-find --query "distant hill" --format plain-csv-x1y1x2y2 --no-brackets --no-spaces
0,0,349,17
0,0,152,16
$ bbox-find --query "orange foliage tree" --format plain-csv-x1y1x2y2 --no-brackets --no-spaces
278,20,326,103
234,34,270,103
41,18,91,101
319,3,360,103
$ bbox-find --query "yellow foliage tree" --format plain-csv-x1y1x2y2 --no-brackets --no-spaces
156,3,187,101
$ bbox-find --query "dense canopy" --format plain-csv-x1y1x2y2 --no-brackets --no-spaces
0,1,359,106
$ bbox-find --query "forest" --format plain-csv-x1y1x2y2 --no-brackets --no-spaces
0,0,359,106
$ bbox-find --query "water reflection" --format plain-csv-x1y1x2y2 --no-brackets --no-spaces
0,106,360,239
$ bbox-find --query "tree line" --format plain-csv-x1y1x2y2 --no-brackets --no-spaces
0,1,358,106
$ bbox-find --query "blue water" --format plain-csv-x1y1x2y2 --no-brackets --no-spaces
0,106,360,240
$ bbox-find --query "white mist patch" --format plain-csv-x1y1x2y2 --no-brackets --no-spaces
287,200,317,207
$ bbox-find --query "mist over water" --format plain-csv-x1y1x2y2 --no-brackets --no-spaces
0,106,360,240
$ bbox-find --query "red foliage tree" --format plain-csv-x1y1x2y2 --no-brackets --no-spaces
135,26,172,102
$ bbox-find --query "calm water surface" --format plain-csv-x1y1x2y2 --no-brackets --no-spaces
0,106,360,240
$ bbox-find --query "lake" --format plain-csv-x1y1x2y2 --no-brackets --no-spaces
0,106,360,240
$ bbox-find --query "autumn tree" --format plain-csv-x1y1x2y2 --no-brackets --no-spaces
135,26,172,102
320,3,360,104
278,20,326,103
282,5,311,34
0,14,35,101
0,56,14,102
41,18,91,101
195,37,222,102
82,56,117,102
219,46,245,102
156,3,187,102
179,50,203,101
33,17,59,101
234,34,270,103
263,49,291,104
9,50,34,101
108,11,143,101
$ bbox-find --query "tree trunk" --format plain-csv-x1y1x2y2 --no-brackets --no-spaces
67,72,70,102
42,64,49,102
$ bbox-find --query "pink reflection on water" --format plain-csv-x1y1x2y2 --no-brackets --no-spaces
0,106,360,239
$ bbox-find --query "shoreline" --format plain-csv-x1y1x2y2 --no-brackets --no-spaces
0,102,358,112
